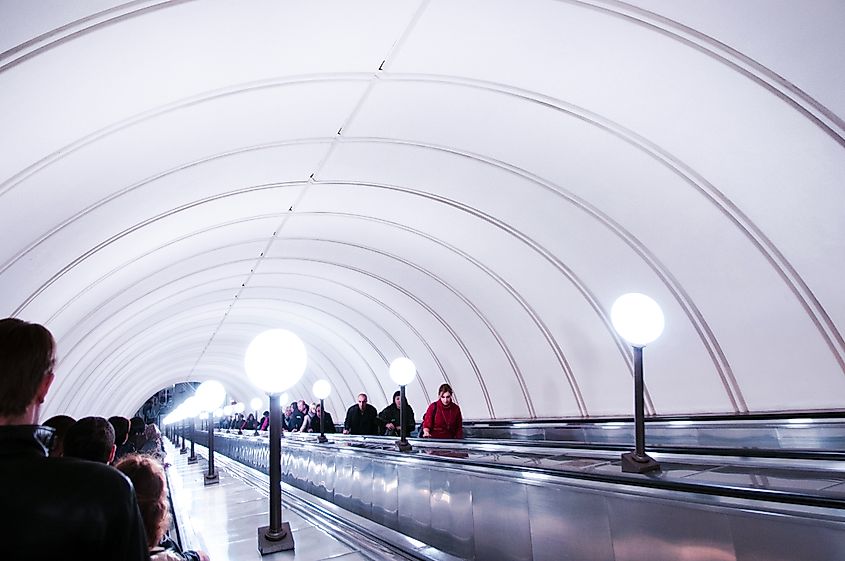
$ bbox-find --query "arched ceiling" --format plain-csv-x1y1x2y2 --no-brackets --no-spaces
2,0,843,421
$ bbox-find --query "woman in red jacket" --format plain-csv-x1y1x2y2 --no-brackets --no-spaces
422,383,463,439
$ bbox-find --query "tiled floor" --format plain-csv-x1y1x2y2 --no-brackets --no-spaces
164,439,375,561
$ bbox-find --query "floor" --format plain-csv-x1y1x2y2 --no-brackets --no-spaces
163,438,375,561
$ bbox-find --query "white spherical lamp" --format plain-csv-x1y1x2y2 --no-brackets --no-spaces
233,402,245,414
183,396,201,418
389,357,417,386
196,380,226,412
245,329,308,394
312,379,332,400
250,397,264,411
611,293,665,347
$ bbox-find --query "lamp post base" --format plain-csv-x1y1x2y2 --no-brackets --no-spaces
395,439,413,453
317,434,328,443
257,523,295,554
180,448,188,455
204,471,220,485
621,451,661,474
187,455,198,465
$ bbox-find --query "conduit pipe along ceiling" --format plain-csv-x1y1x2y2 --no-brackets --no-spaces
1,1,844,421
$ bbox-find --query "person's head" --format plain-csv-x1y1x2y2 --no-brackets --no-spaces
437,384,454,407
115,454,169,548
315,402,322,415
0,318,56,424
42,414,76,457
262,410,269,418
63,416,116,463
247,413,255,421
297,400,307,413
284,405,292,416
129,416,145,436
393,390,402,408
357,393,368,410
108,416,130,445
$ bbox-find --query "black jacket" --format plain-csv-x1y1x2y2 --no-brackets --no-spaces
308,411,336,434
344,403,380,435
0,425,150,561
377,402,416,436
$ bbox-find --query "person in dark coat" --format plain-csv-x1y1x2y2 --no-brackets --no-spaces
308,402,336,434
378,390,416,437
343,393,380,435
0,317,150,561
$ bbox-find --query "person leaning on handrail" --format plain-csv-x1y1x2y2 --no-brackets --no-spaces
421,383,463,439
378,390,416,437
343,393,380,435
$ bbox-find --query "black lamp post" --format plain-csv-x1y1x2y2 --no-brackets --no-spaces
257,392,294,553
317,399,328,443
312,380,331,444
611,293,664,474
245,329,308,555
187,414,197,465
180,418,187,454
204,410,219,485
196,380,225,486
389,357,417,453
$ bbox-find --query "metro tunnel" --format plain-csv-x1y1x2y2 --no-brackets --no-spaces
1,1,844,560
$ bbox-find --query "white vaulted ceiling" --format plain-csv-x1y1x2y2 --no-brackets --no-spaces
1,0,843,421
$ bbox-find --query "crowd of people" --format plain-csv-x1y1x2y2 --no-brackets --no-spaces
212,386,464,440
254,383,464,440
0,318,210,561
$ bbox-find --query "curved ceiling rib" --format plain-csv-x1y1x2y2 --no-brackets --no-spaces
5,72,840,395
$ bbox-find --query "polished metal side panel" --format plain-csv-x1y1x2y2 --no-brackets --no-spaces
370,460,399,528
472,476,532,561
333,452,354,511
350,456,374,519
430,470,474,559
464,419,845,451
397,463,432,544
526,484,615,561
207,433,845,561
730,511,845,561
607,493,737,561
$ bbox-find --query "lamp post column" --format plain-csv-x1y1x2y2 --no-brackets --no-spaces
204,413,219,485
397,384,411,452
633,346,646,460
258,392,294,553
318,398,328,443
611,293,663,475
188,416,197,464
180,419,187,454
